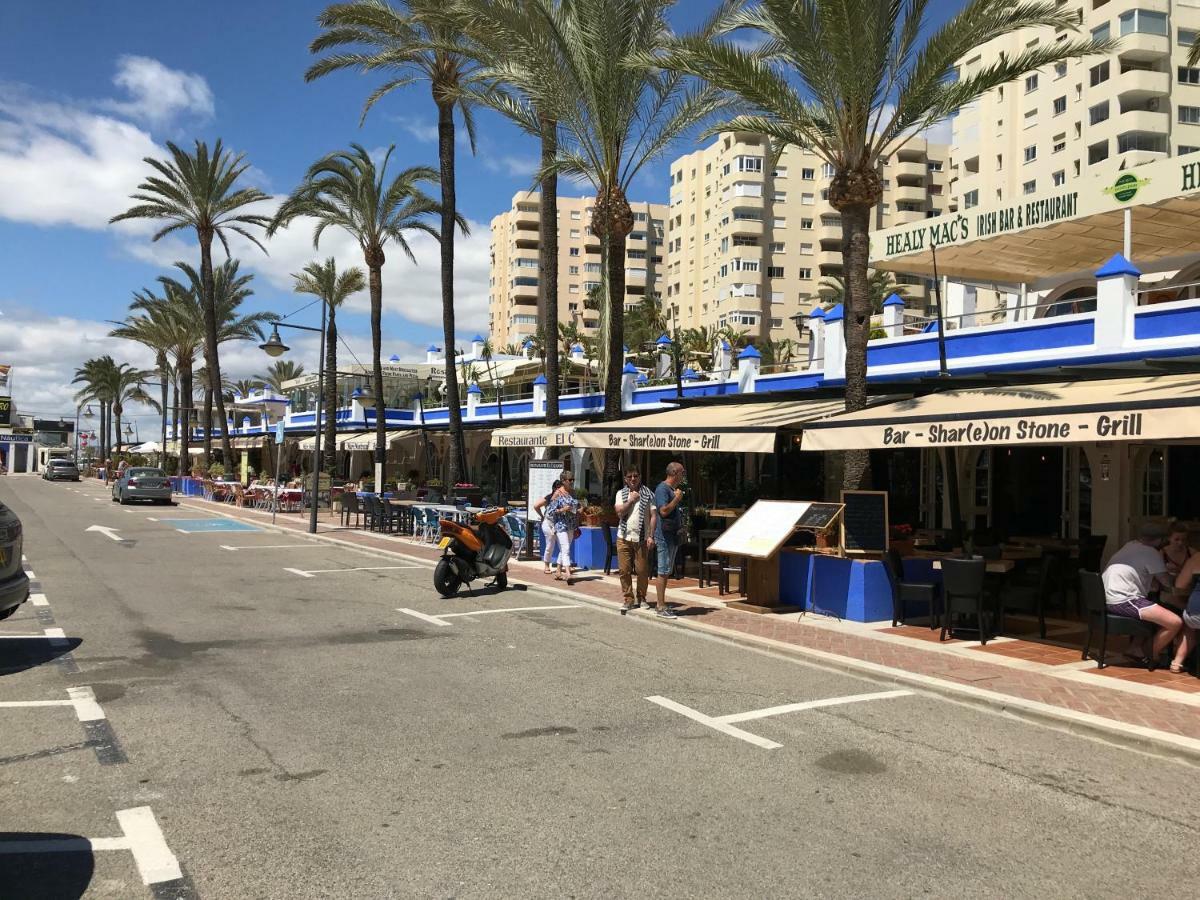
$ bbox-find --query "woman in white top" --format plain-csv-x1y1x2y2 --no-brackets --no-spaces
533,479,562,574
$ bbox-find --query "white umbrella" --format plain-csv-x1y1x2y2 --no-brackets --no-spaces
130,441,162,454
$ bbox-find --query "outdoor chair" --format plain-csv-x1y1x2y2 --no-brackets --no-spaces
340,492,363,528
1080,570,1158,669
999,554,1054,639
939,557,993,644
379,500,403,534
885,549,940,629
361,495,379,532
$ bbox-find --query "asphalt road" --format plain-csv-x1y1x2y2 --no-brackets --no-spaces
2,474,1197,899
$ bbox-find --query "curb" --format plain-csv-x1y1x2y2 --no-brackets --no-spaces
180,497,1200,766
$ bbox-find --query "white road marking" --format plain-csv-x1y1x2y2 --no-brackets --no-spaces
23,569,35,579
286,565,422,576
116,806,183,885
220,543,314,552
44,627,69,646
30,593,48,606
647,689,913,750
438,604,580,619
0,699,74,709
717,690,913,724
146,517,158,521
646,696,782,750
85,524,124,542
396,607,452,627
0,687,104,722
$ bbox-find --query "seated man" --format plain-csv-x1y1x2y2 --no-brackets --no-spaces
1102,522,1184,667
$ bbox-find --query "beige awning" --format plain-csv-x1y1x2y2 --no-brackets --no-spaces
801,373,1200,451
573,398,852,454
230,436,266,449
298,430,419,451
489,422,577,449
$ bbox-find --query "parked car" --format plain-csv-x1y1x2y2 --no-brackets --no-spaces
111,467,174,505
0,498,28,621
42,458,80,482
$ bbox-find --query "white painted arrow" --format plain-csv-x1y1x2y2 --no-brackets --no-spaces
86,525,124,542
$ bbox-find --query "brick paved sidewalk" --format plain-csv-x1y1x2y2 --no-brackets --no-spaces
181,496,1200,759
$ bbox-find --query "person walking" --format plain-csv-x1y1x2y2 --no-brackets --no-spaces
545,471,579,584
533,478,561,574
652,461,687,618
615,465,656,614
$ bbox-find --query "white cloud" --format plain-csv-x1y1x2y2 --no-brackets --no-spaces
395,116,438,143
482,154,539,179
103,55,214,127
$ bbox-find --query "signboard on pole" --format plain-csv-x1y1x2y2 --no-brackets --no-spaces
526,459,564,523
0,396,11,425
275,422,285,445
707,500,813,560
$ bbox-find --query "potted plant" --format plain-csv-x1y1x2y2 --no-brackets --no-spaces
890,523,915,556
580,504,604,527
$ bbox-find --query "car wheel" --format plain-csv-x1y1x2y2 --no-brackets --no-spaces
0,605,18,621
119,492,129,505
111,493,118,502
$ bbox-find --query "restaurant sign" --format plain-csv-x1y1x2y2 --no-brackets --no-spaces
491,427,576,449
871,154,1200,263
0,433,33,444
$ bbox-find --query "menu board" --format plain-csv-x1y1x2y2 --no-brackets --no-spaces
840,490,889,555
795,502,843,531
527,459,565,523
707,501,812,560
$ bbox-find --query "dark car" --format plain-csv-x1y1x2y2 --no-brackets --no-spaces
111,467,174,505
42,458,80,481
0,498,29,621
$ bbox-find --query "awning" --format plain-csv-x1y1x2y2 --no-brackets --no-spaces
230,436,266,449
573,399,851,454
297,430,419,451
490,422,577,449
801,373,1200,451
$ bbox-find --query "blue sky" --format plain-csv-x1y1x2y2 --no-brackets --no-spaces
0,1,959,423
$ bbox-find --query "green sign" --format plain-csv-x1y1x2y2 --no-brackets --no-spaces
1103,172,1150,204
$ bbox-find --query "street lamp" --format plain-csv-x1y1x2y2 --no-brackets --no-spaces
260,326,289,358
75,403,93,460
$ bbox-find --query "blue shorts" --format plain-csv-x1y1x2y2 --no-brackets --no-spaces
656,537,679,576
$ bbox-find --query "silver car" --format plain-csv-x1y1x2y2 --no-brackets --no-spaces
111,467,174,505
43,458,80,481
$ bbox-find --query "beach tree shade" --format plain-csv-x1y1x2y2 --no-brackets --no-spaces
291,258,367,473
307,0,484,486
650,0,1116,488
268,145,444,488
110,139,271,470
449,0,572,425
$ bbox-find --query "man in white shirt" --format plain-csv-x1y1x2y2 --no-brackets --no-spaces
1102,522,1182,664
614,465,656,614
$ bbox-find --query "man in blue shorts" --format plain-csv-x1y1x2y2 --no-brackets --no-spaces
653,461,686,618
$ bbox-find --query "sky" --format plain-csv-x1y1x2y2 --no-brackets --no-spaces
0,0,959,428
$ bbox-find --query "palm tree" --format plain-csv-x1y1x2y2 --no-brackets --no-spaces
291,258,367,473
232,378,262,399
527,0,734,424
109,364,159,458
107,305,174,467
450,0,569,425
624,293,669,353
260,360,306,394
73,357,117,462
819,271,907,314
269,145,442,488
110,139,271,470
308,0,485,486
651,1,1114,489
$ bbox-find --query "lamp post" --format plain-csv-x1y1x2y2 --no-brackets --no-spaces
75,404,94,461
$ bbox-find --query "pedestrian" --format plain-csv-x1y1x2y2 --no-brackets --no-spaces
533,479,561,574
1102,522,1183,667
545,471,579,583
652,461,687,618
615,465,656,614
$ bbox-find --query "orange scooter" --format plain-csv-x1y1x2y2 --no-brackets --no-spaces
433,507,513,597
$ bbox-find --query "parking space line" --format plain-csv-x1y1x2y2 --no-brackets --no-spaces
220,543,314,551
286,565,423,576
396,603,582,628
30,592,48,606
647,689,913,750
24,569,35,579
396,608,452,627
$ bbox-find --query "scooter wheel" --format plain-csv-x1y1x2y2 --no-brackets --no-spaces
433,558,461,598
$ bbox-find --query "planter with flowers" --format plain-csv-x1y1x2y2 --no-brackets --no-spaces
890,523,915,556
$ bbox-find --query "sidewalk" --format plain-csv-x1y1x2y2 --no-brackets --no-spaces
180,496,1200,763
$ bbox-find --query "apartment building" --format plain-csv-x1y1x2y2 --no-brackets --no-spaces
664,132,949,345
488,192,668,347
951,1,1200,212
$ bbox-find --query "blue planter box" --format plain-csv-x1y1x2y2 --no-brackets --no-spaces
778,551,895,622
536,525,616,570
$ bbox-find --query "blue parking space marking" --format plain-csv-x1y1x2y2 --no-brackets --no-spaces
160,518,262,533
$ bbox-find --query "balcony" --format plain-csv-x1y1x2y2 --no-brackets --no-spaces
514,204,540,228
729,214,764,238
892,158,926,180
1117,107,1169,135
892,182,927,205
625,267,647,284
1114,66,1170,101
514,233,539,249
1116,32,1169,64
511,278,538,300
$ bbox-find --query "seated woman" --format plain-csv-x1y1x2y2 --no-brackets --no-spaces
1162,522,1197,583
1173,554,1200,675
1102,523,1184,668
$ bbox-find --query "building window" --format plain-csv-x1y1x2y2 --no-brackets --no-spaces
1024,73,1038,93
1053,170,1066,186
1180,106,1200,125
928,160,943,172
1141,449,1166,516
773,167,788,178
1053,96,1067,115
1054,61,1067,79
821,163,835,178
801,192,815,205
1053,135,1066,153
767,266,784,278
568,284,579,293
1024,108,1038,128
799,242,814,255
1181,67,1200,86
570,210,581,220
1089,61,1110,87
963,189,979,209
738,156,763,172
1180,145,1200,155
1119,9,1167,37
773,218,787,228
569,265,579,275
771,318,783,328
797,268,812,280
1088,141,1109,164
1023,145,1037,163
769,242,785,252
801,167,814,180
801,218,813,229
1091,22,1110,43
1088,101,1110,125
1181,28,1200,48
569,229,580,238
569,248,579,257
1118,132,1167,154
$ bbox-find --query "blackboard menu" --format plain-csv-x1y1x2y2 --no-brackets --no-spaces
840,490,889,554
795,502,843,531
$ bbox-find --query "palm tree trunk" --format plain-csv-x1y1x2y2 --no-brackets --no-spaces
179,362,192,475
198,233,234,469
368,261,386,489
158,353,168,470
113,405,123,462
538,116,560,426
203,385,213,470
99,402,107,463
324,303,338,475
171,376,181,475
841,202,873,490
437,99,466,488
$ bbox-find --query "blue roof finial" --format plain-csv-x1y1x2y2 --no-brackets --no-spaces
532,373,548,386
681,366,698,380
472,334,484,343
809,305,826,318
622,361,639,375
571,342,584,351
388,353,401,363
636,374,649,384
882,293,906,308
427,344,439,352
720,339,731,350
466,382,483,395
1094,253,1141,279
656,333,672,346
823,304,845,323
738,344,761,359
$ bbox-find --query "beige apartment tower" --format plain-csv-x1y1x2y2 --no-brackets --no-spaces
951,2,1200,214
664,132,949,346
488,192,668,348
